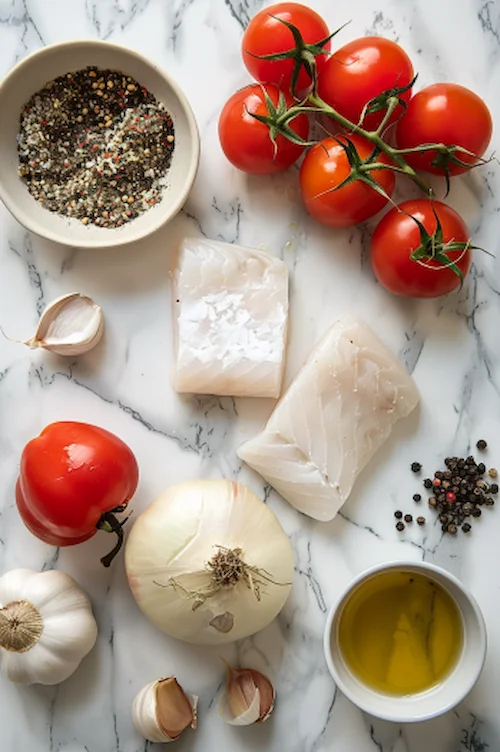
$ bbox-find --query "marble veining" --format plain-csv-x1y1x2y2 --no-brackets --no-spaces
0,0,500,751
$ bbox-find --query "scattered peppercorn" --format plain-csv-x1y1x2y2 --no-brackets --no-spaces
476,440,487,451
394,510,403,519
409,445,496,537
396,521,405,532
411,462,422,473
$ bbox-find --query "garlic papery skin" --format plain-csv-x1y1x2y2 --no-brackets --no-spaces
219,665,275,726
25,292,104,356
124,480,294,645
132,677,197,743
0,569,98,685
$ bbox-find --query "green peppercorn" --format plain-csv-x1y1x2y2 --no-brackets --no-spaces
416,516,426,526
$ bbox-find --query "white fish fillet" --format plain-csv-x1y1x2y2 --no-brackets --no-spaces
172,237,288,398
238,315,419,521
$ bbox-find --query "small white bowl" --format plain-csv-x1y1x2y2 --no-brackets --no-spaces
0,41,200,248
324,561,486,723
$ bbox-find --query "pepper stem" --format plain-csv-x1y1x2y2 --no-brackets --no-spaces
97,511,127,568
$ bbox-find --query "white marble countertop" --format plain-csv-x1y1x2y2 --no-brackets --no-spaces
0,0,499,750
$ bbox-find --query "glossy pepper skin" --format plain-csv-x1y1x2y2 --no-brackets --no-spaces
16,422,139,566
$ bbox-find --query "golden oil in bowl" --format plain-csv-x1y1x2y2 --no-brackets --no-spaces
337,570,464,695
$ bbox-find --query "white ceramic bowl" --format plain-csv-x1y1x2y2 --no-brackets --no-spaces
324,561,486,723
0,41,200,248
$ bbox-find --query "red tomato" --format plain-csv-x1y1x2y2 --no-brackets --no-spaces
396,83,492,175
218,83,309,175
16,422,139,565
242,2,330,96
318,37,414,131
370,199,471,298
299,135,395,228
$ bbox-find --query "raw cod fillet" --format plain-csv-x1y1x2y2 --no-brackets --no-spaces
238,315,419,521
172,237,289,398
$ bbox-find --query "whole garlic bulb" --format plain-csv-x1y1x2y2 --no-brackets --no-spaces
0,569,98,685
132,677,197,743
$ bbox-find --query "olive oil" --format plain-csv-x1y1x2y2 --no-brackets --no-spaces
338,571,463,695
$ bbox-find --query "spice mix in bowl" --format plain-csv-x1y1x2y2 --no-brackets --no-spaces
0,41,200,248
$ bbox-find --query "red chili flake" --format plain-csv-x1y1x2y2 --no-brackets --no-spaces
433,478,441,487
115,156,120,162
446,492,456,502
41,119,47,126
141,87,147,95
92,144,99,151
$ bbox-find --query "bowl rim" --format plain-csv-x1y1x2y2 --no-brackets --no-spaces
323,559,487,723
0,39,200,249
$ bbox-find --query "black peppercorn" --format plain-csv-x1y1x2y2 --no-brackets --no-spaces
404,514,413,523
476,439,487,450
411,462,422,473
423,478,433,489
490,484,498,494
485,498,495,507
413,494,422,503
477,462,486,474
396,521,405,532
472,507,482,518
462,523,472,533
394,510,403,519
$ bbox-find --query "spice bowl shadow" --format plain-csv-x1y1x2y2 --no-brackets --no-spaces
0,40,200,248
323,561,486,723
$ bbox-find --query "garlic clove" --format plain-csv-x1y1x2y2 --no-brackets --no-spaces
218,664,275,726
132,677,197,743
25,292,104,356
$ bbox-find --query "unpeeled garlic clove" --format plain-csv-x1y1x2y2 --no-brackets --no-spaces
132,677,197,743
218,664,275,726
24,292,104,356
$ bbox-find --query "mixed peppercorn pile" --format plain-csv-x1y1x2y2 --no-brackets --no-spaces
18,67,175,229
395,441,496,535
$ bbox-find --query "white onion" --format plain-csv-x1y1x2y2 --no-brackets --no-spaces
124,480,294,645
